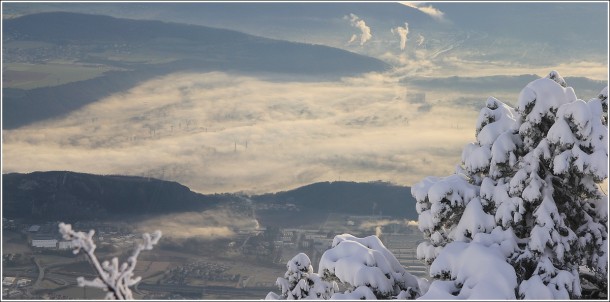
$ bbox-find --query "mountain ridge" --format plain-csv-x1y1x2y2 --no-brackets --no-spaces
3,11,390,74
2,171,226,221
252,180,417,220
2,171,417,222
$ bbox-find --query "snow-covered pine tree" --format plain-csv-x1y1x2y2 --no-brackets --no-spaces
318,234,421,299
510,72,608,299
412,71,608,299
266,253,338,300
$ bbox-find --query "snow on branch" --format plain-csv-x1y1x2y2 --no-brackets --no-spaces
412,71,608,299
267,252,338,300
320,234,421,299
58,222,161,300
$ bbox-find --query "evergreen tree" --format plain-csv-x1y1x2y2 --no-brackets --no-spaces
413,71,608,299
510,72,608,299
266,253,338,300
319,234,421,299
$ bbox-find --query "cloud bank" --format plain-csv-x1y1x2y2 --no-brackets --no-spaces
3,71,481,194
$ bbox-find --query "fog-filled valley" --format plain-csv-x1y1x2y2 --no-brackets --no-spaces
2,2,608,300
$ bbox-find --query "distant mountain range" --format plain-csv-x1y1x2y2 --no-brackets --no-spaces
405,74,607,96
3,12,389,75
2,12,389,129
2,171,417,223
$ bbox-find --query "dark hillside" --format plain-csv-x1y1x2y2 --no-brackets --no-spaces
3,12,389,75
3,172,417,224
253,181,417,220
2,171,224,221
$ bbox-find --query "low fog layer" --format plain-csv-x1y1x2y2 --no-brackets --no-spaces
5,71,484,193
135,207,260,240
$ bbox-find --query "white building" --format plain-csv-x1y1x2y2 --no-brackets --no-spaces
16,279,30,287
32,238,57,248
58,240,73,250
3,277,15,286
305,234,327,240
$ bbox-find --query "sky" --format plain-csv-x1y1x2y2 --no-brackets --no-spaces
3,1,606,79
2,1,609,194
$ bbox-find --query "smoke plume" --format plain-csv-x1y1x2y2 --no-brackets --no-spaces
346,13,372,45
392,22,409,51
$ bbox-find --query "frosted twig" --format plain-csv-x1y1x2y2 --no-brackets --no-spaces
58,222,161,300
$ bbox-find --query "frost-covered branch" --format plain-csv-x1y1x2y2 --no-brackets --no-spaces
58,222,161,300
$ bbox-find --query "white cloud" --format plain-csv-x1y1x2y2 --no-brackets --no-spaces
391,22,409,51
399,2,446,22
346,13,372,45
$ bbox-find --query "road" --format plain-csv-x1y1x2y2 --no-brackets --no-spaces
32,258,44,289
